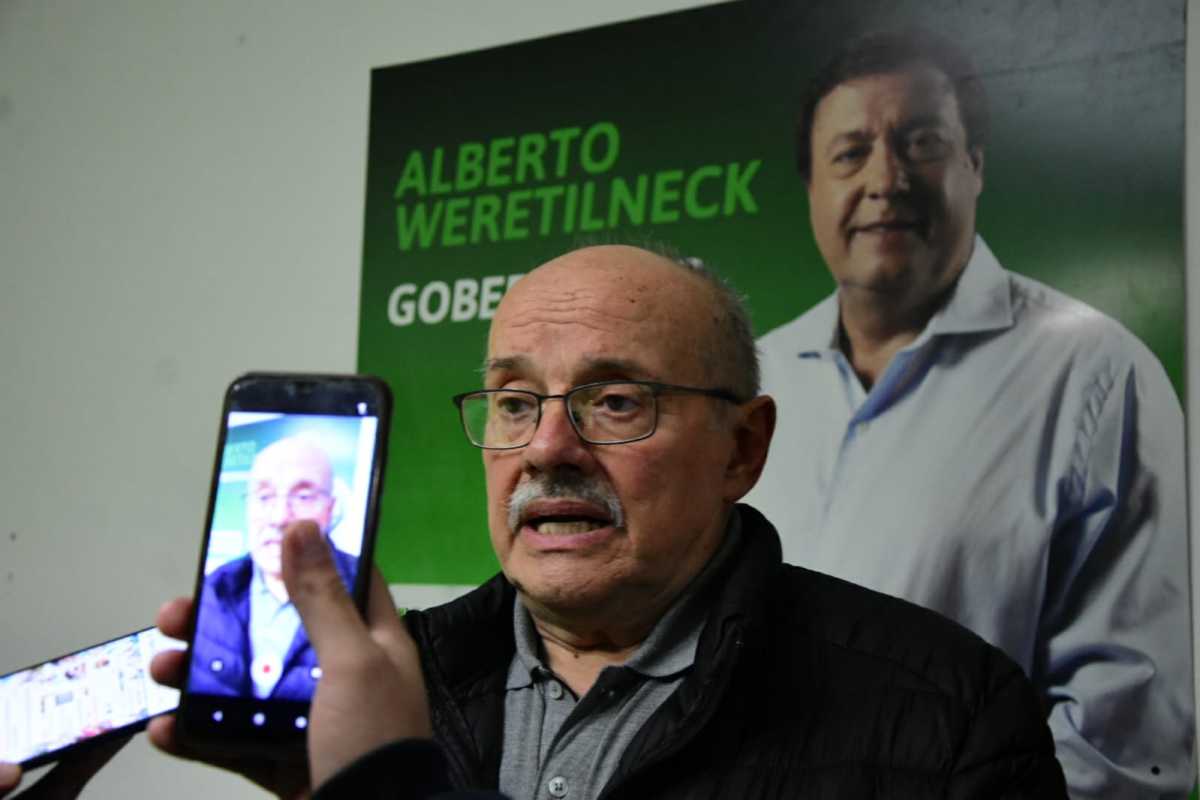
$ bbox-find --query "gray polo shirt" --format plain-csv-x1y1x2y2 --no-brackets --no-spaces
499,513,741,800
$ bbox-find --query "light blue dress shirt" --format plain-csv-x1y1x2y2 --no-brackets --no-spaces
746,237,1194,798
248,565,302,699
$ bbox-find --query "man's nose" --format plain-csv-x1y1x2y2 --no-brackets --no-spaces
865,143,909,198
522,397,592,473
266,496,295,525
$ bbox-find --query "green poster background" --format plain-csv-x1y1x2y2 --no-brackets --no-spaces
358,0,1184,586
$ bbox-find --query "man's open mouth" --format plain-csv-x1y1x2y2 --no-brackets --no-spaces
507,473,626,536
524,510,613,536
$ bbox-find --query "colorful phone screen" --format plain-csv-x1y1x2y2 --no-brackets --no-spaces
0,628,181,766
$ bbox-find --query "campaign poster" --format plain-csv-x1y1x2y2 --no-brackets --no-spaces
358,0,1185,596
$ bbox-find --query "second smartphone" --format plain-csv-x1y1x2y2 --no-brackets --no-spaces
1,627,180,768
176,373,391,758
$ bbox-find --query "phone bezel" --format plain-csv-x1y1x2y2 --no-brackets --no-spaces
175,372,392,758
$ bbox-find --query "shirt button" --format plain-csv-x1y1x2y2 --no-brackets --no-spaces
547,681,564,700
210,659,224,672
547,776,568,798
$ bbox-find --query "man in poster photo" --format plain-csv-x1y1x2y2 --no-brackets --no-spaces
745,30,1194,796
188,435,358,701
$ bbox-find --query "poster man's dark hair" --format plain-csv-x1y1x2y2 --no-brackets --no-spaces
796,29,990,182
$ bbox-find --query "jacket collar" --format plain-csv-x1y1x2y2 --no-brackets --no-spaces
408,505,787,790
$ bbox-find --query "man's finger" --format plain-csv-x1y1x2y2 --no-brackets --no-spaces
281,520,366,657
362,565,423,674
146,715,178,757
155,597,192,640
0,762,20,796
150,647,188,689
365,565,401,629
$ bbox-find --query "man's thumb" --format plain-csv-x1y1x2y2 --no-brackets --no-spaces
281,520,363,653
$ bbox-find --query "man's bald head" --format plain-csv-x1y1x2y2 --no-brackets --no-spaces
246,435,336,583
251,436,335,494
492,245,758,401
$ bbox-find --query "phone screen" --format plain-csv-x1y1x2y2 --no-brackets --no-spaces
0,628,181,767
180,375,389,751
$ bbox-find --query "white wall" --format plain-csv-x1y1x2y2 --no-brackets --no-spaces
0,2,714,796
1,1,1196,797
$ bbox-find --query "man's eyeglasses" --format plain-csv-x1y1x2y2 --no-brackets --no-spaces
247,488,330,514
452,380,742,450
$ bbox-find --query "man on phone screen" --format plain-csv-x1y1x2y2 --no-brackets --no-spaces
188,435,357,701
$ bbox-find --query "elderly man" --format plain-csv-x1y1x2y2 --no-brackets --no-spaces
189,434,357,701
133,244,1065,799
745,30,1194,796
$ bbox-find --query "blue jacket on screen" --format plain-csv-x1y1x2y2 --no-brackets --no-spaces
188,544,358,701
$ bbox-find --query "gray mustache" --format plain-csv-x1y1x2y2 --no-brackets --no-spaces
507,471,625,532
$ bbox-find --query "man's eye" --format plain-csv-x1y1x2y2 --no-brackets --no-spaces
495,394,536,416
906,131,949,160
293,491,316,503
595,391,642,414
254,492,276,505
832,146,868,165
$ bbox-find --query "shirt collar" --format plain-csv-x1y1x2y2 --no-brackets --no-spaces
794,235,1014,357
925,236,1014,336
508,594,546,690
250,561,284,609
624,511,741,679
506,511,742,688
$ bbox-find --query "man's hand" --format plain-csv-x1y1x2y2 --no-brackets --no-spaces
0,763,16,796
148,601,313,799
0,735,129,799
281,521,432,788
149,520,431,796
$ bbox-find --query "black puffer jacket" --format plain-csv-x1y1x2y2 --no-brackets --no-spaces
341,504,1066,799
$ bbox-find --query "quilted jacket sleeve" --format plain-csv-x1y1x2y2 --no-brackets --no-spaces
948,663,1068,799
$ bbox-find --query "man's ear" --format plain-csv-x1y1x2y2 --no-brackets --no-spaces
723,395,777,502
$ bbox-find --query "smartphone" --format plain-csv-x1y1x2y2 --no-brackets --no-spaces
0,627,182,768
176,373,391,757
